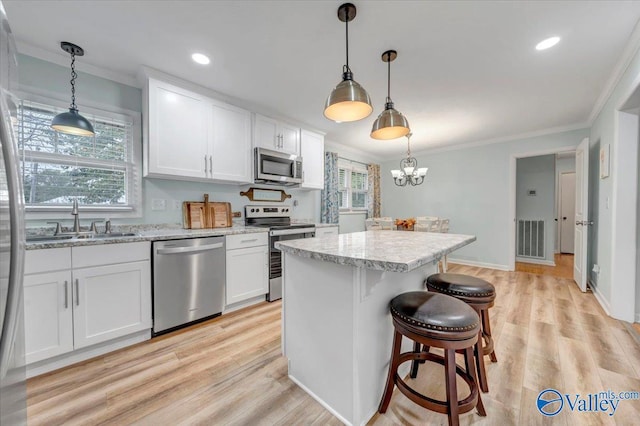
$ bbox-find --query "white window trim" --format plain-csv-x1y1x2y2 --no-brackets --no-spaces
17,88,143,220
338,158,369,213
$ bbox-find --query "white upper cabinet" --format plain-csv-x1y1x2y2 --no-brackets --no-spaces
254,114,300,155
210,101,253,183
300,129,325,190
144,78,252,183
146,79,208,179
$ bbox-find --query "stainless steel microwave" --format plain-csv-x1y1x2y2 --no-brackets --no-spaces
254,148,303,186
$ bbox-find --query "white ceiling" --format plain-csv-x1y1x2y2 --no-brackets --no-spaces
5,1,640,157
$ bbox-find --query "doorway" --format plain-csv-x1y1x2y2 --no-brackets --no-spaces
559,172,576,254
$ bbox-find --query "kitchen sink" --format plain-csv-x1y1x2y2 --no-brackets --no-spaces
26,235,74,242
26,232,138,242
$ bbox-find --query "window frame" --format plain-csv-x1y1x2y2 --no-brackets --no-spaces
338,159,369,213
16,89,142,219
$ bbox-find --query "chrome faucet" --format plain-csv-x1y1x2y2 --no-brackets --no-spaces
71,198,81,233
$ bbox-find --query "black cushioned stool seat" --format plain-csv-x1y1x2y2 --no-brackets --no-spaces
425,273,497,393
379,292,486,426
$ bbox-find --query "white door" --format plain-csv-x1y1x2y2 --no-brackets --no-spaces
73,261,152,349
23,271,74,364
226,246,269,305
300,129,325,189
279,123,300,155
560,172,576,253
573,138,590,291
253,114,279,151
147,79,208,178
210,102,253,183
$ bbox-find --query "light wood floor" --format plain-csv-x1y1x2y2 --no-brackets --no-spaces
27,265,640,425
515,253,574,279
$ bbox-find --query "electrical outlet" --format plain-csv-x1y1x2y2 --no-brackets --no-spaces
172,200,181,210
151,199,166,211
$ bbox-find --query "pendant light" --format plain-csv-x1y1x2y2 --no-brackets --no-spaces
324,3,372,123
371,50,410,140
391,133,427,186
51,42,95,136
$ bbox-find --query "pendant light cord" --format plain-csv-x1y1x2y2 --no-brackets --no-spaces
344,17,350,73
386,52,392,104
69,52,77,111
406,134,412,158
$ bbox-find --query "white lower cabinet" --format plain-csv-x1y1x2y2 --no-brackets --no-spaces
226,234,269,306
23,243,151,368
72,261,151,349
24,270,74,364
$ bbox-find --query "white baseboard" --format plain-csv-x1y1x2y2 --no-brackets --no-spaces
515,257,556,266
26,330,151,378
588,280,611,316
447,258,511,271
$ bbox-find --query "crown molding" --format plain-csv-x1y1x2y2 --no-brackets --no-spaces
409,122,589,157
588,17,640,123
324,139,383,163
15,40,141,88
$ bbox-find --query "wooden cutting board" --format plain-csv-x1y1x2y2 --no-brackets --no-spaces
182,194,232,229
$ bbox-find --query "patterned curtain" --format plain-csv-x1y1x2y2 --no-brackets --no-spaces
321,151,339,224
367,163,381,218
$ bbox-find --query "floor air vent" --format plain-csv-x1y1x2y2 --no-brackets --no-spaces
517,219,545,259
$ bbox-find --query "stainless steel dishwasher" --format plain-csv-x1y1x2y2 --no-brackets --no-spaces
152,236,225,335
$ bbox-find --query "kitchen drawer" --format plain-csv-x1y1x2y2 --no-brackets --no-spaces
315,226,339,238
25,248,71,275
72,241,151,269
226,232,268,250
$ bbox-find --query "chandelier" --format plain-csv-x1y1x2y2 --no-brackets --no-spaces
391,133,428,186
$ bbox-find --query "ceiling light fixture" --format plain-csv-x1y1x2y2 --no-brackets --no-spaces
371,50,410,140
191,53,210,65
323,3,372,123
535,36,560,51
391,133,427,186
51,42,94,136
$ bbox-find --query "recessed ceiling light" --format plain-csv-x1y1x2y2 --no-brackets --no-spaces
536,36,560,51
191,53,210,65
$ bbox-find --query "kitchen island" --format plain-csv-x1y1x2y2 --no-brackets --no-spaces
275,230,476,426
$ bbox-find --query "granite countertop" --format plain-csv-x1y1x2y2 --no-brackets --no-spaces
25,224,268,250
275,230,476,272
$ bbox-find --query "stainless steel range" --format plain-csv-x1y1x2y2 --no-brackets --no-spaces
245,205,315,301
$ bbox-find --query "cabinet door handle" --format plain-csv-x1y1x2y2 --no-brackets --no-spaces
241,238,258,243
209,155,213,176
75,279,80,306
64,280,68,309
204,154,208,175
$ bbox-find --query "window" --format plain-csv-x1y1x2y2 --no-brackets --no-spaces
338,159,368,211
17,97,141,216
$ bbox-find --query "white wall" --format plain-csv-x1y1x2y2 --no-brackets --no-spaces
516,155,556,264
555,155,576,253
380,128,588,269
18,54,321,225
589,44,640,321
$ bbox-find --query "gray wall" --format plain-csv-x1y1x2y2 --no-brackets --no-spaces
589,40,640,319
17,54,321,224
516,155,556,263
380,128,589,269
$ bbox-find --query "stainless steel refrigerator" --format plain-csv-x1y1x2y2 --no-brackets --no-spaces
0,1,27,424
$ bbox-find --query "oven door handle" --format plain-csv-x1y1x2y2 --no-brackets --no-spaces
270,228,316,237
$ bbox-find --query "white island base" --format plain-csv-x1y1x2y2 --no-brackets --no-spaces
282,253,439,426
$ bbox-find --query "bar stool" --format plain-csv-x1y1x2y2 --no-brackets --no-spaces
379,291,486,426
424,273,497,393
